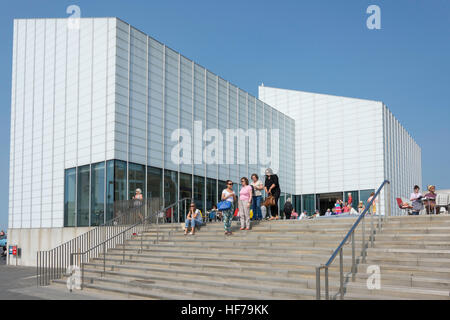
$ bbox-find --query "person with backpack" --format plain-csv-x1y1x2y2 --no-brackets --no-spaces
250,174,264,220
283,198,293,219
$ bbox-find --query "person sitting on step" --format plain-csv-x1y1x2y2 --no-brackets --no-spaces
184,203,203,235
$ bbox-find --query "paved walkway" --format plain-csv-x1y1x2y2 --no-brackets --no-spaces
0,261,119,300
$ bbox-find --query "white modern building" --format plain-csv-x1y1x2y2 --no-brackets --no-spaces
259,86,422,216
7,17,295,265
7,17,421,266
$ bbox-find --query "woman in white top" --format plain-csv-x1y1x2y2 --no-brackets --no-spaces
410,185,423,215
250,174,264,220
221,180,237,235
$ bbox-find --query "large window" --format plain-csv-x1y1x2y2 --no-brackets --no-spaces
114,160,127,201
360,189,375,208
180,173,192,219
91,162,105,226
64,168,76,227
302,194,315,215
77,165,90,227
129,163,145,200
194,175,205,214
206,178,217,211
105,160,115,221
218,180,227,201
147,166,162,208
164,169,178,207
345,191,359,210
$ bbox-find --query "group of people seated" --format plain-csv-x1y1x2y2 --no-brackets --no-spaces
399,185,443,215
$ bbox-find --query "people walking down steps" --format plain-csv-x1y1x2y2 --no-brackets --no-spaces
220,180,237,235
238,177,253,230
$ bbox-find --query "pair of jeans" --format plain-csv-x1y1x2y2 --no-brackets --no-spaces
251,196,262,220
223,203,234,233
239,200,251,229
185,219,202,229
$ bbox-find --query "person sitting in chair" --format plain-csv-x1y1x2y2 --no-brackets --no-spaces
184,203,203,235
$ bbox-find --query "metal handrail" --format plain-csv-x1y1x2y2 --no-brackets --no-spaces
70,197,191,290
36,198,161,286
315,180,391,300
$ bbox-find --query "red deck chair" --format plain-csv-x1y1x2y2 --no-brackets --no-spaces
397,198,412,215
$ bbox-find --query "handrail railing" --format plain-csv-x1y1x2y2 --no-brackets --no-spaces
37,197,161,286
315,180,391,300
70,197,191,290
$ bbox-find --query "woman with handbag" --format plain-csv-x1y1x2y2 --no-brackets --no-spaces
219,180,237,235
264,168,280,220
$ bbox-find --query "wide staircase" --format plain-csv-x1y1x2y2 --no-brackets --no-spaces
51,215,450,300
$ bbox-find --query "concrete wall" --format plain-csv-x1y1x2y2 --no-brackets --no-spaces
6,227,92,266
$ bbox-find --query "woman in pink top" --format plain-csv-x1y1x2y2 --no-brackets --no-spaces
239,177,253,230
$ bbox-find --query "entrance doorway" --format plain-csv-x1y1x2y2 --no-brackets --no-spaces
317,192,343,215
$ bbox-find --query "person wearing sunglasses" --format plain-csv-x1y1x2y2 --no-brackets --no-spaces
184,203,202,235
221,180,237,235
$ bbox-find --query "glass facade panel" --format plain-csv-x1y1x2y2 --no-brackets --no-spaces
91,162,105,226
64,168,76,227
302,194,315,215
105,160,114,221
218,180,227,201
293,195,301,214
194,175,205,214
114,160,127,202
360,189,375,208
129,163,145,200
206,178,217,211
345,190,359,210
77,165,90,227
164,169,178,207
180,173,192,220
147,166,162,208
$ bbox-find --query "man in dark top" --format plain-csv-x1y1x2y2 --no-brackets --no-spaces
283,198,293,219
264,168,280,220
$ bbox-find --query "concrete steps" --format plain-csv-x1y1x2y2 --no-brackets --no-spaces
50,215,450,299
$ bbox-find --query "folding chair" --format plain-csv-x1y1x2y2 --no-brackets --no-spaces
436,194,449,215
396,197,412,215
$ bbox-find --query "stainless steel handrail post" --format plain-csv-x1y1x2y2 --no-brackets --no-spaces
370,209,374,248
351,231,356,281
315,266,321,300
362,215,366,263
339,248,344,300
103,241,106,276
325,266,329,300
122,232,125,264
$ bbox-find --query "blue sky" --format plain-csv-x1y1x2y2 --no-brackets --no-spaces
0,0,449,230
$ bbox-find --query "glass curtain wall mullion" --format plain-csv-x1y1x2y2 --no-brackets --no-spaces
177,52,181,219
216,75,219,205
204,68,207,213
161,44,166,207
126,24,131,200
145,35,149,202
